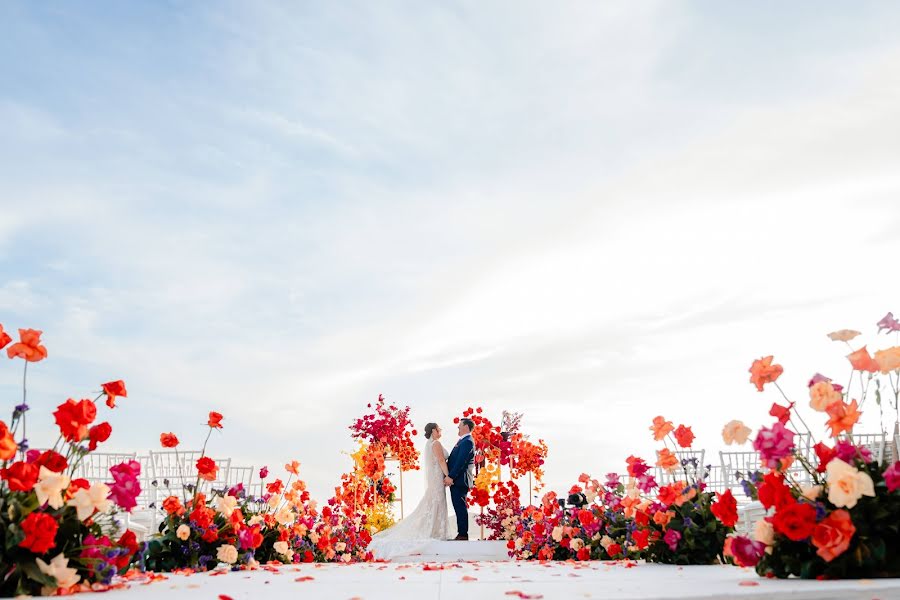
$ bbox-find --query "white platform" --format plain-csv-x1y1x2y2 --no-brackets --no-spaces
393,540,510,562
80,561,900,600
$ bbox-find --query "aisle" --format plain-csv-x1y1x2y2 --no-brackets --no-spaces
79,561,900,600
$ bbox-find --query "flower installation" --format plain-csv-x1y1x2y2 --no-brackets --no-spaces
725,313,900,578
0,324,140,596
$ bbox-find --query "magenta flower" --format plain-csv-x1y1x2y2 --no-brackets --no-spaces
877,312,900,334
730,536,766,567
885,461,900,492
605,473,620,487
664,529,681,551
108,460,141,511
636,474,658,493
753,422,795,468
834,440,872,463
259,466,269,479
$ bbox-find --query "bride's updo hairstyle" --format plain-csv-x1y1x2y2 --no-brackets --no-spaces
424,423,439,439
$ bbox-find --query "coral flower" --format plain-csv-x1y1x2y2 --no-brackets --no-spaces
101,380,127,408
812,509,856,562
160,432,179,448
649,416,674,441
721,420,751,445
207,411,224,429
6,328,48,362
825,399,861,437
0,324,11,349
769,402,793,425
656,448,679,472
196,456,218,481
847,347,879,372
874,347,900,374
749,356,783,391
827,329,861,342
0,420,16,461
285,460,301,475
809,380,842,412
673,424,694,448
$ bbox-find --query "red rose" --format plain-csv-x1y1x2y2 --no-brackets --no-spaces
814,442,836,473
634,510,649,527
88,422,112,451
19,512,59,553
711,489,739,527
34,450,68,473
207,411,224,429
0,324,11,350
69,478,90,495
632,528,650,550
115,530,139,571
578,509,596,527
607,543,622,557
6,328,48,363
101,380,127,408
303,550,314,563
757,472,793,510
673,424,694,448
160,432,179,448
53,398,97,442
202,527,219,543
196,456,218,481
772,501,817,541
576,547,591,561
1,461,39,492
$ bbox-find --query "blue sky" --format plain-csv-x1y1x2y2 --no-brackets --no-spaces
2,2,900,503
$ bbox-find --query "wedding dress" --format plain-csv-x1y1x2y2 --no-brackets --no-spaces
367,438,449,560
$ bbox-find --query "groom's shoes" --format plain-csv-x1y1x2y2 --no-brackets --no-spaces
451,535,469,541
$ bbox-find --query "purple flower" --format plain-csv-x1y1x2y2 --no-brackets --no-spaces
664,529,681,551
13,403,29,414
834,440,872,463
730,536,765,567
877,312,900,334
753,422,795,468
884,461,900,492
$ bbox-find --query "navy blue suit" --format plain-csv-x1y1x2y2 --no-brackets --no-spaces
446,434,475,537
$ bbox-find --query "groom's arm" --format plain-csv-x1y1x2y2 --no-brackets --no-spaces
447,438,473,481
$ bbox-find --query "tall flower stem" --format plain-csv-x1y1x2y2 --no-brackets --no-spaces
191,426,215,505
774,382,817,446
19,362,28,459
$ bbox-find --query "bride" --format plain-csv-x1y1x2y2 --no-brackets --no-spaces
367,422,449,559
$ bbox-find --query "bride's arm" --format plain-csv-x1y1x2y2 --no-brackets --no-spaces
432,442,450,477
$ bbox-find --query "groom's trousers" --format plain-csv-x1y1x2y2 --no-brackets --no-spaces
449,484,468,537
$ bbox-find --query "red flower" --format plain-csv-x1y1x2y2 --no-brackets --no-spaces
757,472,793,510
303,550,314,563
772,501,817,541
673,425,694,448
0,420,16,461
0,324,11,349
162,495,185,516
160,432,180,448
207,411,224,429
632,529,650,550
657,485,678,506
576,547,591,561
101,380,127,408
6,328,48,362
115,530,139,571
53,398,97,442
607,543,622,557
1,461,39,492
88,422,112,451
711,489,738,527
19,511,59,553
267,479,284,494
196,456,218,481
202,527,219,543
769,402,793,425
814,442,836,473
812,509,856,562
34,450,67,473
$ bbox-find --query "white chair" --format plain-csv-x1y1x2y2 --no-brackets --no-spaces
703,465,727,493
851,432,887,464
223,465,255,494
71,451,138,482
653,449,706,487
735,501,766,537
720,450,760,497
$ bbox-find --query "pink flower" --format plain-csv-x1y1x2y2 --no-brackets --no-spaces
885,461,900,492
664,529,681,551
730,536,766,567
753,422,795,469
259,466,269,479
108,460,141,511
877,312,900,334
834,440,873,464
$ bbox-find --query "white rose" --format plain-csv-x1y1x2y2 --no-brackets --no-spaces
275,507,296,526
216,495,238,518
248,515,264,526
600,535,614,550
570,538,585,551
176,524,191,541
217,544,238,564
551,526,564,542
826,458,875,508
801,484,823,501
335,542,346,552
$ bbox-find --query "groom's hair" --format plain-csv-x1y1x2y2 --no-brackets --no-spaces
460,418,475,432
424,423,438,439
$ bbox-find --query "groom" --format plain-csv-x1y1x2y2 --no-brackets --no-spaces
444,418,475,541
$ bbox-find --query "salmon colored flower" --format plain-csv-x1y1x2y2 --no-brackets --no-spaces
653,509,674,527
721,420,751,445
875,347,900,374
0,324,11,350
655,448,679,472
649,416,674,441
6,328,48,362
826,458,875,508
162,495,185,516
285,460,301,475
101,380,127,408
825,399,861,437
196,457,218,481
749,356,783,391
0,420,16,461
812,509,856,562
847,347,879,372
160,432,179,448
673,424,694,448
809,380,842,412
827,329,861,342
207,411,224,429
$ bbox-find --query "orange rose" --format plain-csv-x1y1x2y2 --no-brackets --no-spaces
874,347,900,374
649,416,674,441
162,495,185,516
6,328,48,362
207,411,224,429
826,399,861,437
653,510,674,527
0,420,17,461
847,347,879,373
656,448,679,472
160,432,179,448
809,381,842,412
749,356,783,391
812,509,856,562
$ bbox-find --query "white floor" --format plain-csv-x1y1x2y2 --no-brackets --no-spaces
393,540,509,562
82,561,900,600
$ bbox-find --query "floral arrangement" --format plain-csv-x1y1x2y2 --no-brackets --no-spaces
332,441,397,533
349,394,419,471
724,313,900,578
0,324,140,596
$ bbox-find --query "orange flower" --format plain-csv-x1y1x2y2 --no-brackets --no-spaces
847,347,879,373
674,485,698,507
162,495,185,516
653,510,674,527
101,380,127,408
749,356,783,391
809,381,842,412
827,329,861,342
6,328,48,362
160,432,179,448
656,448,679,472
0,420,16,461
0,324,11,350
825,399,861,437
649,416,674,441
207,411,224,429
673,424,694,448
874,347,900,374
285,460,301,475
812,509,856,562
